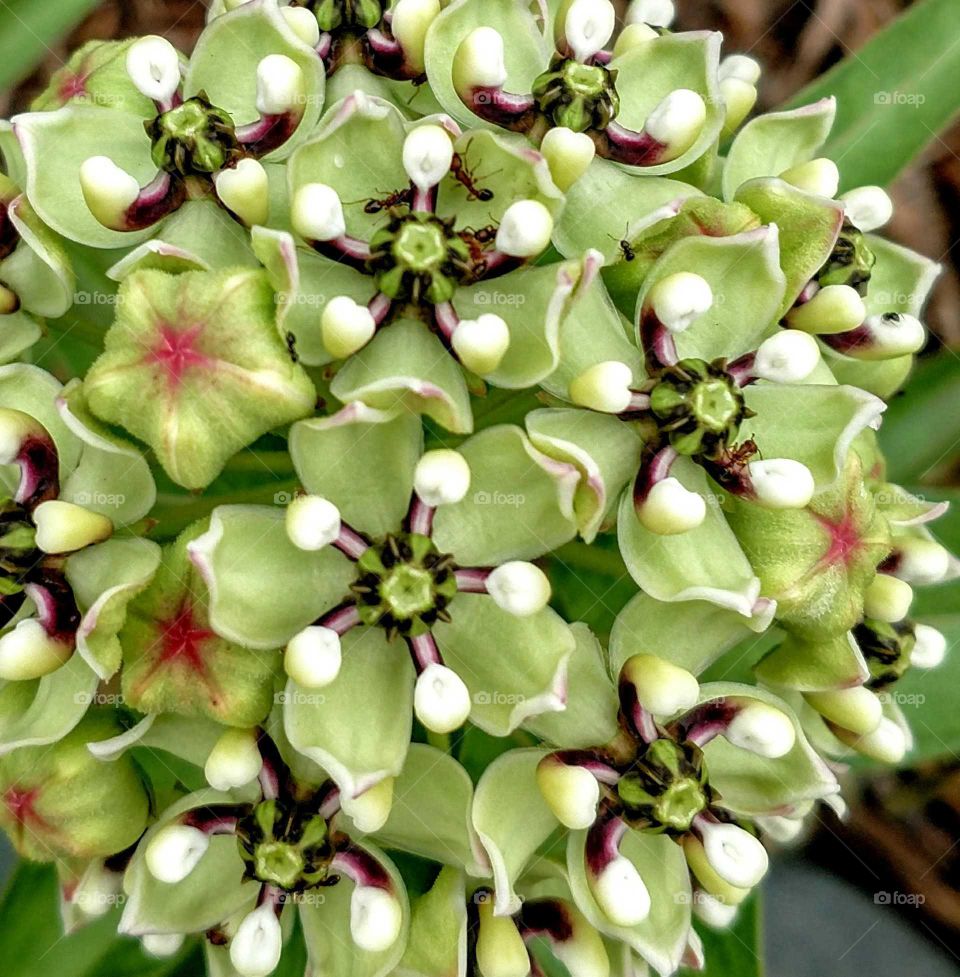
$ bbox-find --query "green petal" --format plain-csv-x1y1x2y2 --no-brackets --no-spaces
734,177,845,313
722,98,837,201
189,504,355,650
57,379,157,525
524,622,620,748
436,595,574,736
289,93,409,241
0,312,41,364
617,460,762,617
184,0,326,161
754,631,869,692
424,0,549,129
432,424,578,565
13,105,158,248
0,120,27,187
612,30,724,177
107,200,259,280
553,164,700,261
299,843,409,977
331,318,474,434
371,744,486,875
0,195,75,317
743,382,886,490
697,682,838,814
395,867,468,977
566,828,692,976
526,408,643,542
290,402,422,537
637,225,786,361
120,789,257,936
0,654,97,755
252,226,374,368
83,267,316,490
87,712,224,768
471,748,557,915
283,627,414,799
66,537,162,680
609,591,769,679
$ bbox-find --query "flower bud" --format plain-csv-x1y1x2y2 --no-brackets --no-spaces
752,330,821,383
850,313,926,360
804,686,882,737
840,185,894,232
720,78,758,138
285,626,343,688
0,408,48,465
281,6,322,47
73,862,124,919
204,728,263,792
647,272,713,333
725,702,796,758
292,183,346,242
697,820,768,889
682,837,751,905
255,54,303,116
414,449,471,507
911,624,947,669
569,361,634,414
496,201,554,258
863,574,913,623
454,27,507,95
891,537,950,585
621,654,699,716
834,716,907,764
285,494,341,551
643,90,707,159
536,755,600,829
637,477,707,535
719,55,762,85
146,824,211,884
476,897,530,977
215,159,270,228
0,618,72,681
747,459,815,510
126,35,181,104
414,663,471,733
350,885,403,952
627,0,676,27
32,500,113,553
403,124,454,192
452,314,511,375
80,156,140,230
563,0,616,63
612,23,658,58
780,158,840,198
590,855,651,927
322,295,377,359
392,0,442,75
142,933,186,958
540,127,596,191
786,284,866,335
486,562,551,617
230,903,283,977
346,777,395,834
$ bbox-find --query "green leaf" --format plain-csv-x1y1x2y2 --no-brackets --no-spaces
0,0,101,90
786,0,960,189
679,894,763,977
0,861,201,977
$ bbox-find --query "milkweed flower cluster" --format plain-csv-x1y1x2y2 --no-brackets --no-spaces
0,1,955,974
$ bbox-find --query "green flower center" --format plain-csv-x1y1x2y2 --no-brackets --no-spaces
532,55,620,133
649,358,749,458
817,219,876,296
309,0,384,32
238,798,332,893
859,617,916,690
367,212,472,306
147,95,241,177
352,533,458,636
616,738,711,835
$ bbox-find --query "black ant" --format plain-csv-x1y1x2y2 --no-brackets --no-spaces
610,224,636,261
450,149,498,202
459,222,500,272
361,187,415,214
286,331,299,363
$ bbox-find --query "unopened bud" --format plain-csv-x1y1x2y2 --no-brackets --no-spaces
621,654,699,716
536,755,600,830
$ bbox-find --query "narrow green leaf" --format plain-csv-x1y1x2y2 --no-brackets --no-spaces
786,0,960,189
0,0,102,90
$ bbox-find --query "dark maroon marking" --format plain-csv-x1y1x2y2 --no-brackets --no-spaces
15,434,60,508
596,121,668,167
332,843,393,889
518,898,575,942
465,88,539,132
123,171,187,231
236,112,301,157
